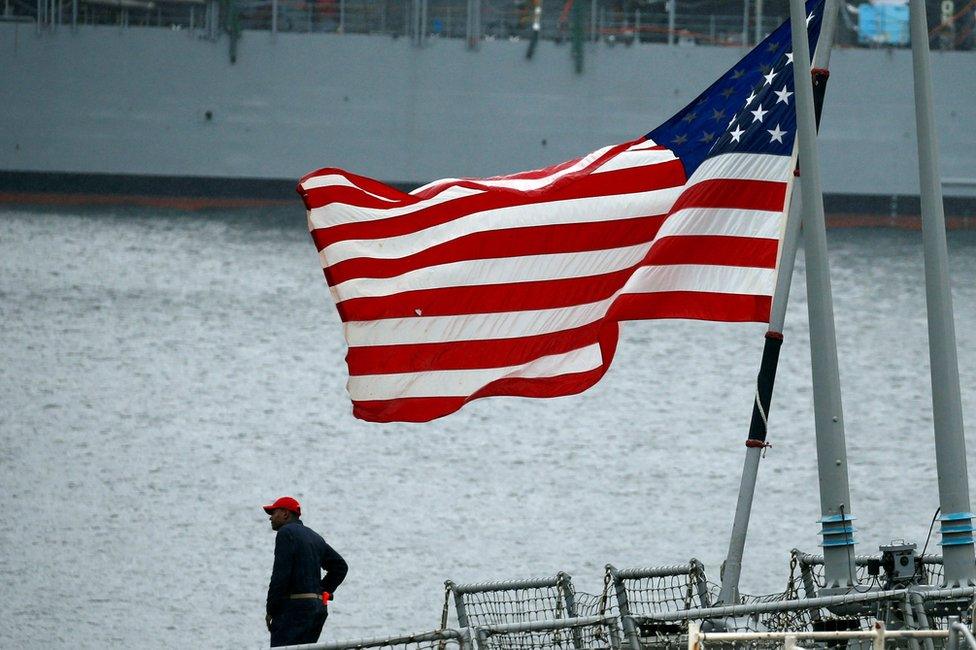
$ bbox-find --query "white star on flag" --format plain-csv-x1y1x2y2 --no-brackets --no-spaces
745,90,757,106
763,69,777,86
768,124,787,143
751,104,768,123
730,125,746,142
786,51,794,64
774,85,794,104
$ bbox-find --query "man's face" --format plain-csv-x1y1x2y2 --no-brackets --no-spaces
269,508,291,531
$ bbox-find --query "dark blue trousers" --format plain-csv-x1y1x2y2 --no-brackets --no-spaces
270,600,328,647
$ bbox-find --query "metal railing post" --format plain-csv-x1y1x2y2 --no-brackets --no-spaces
667,0,675,44
741,0,749,46
691,559,712,608
589,0,596,41
948,621,961,650
607,565,641,650
796,555,819,600
688,620,701,650
911,593,936,650
557,573,584,650
754,0,763,43
459,626,475,650
449,583,469,629
421,0,428,43
874,621,887,650
902,594,923,650
475,628,489,650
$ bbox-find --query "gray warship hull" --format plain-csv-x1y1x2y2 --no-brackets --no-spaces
2,22,975,219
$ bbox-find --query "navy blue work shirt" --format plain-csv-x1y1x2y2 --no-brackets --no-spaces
266,519,348,617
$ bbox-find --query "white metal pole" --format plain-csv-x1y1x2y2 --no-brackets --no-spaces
909,0,976,588
874,622,887,650
742,0,750,46
754,0,763,43
668,0,675,45
719,0,841,604
590,0,596,41
789,0,857,589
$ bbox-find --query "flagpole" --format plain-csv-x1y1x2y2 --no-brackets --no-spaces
718,0,840,605
789,0,856,590
909,0,976,588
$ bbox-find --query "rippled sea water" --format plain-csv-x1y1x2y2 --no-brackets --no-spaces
2,206,976,649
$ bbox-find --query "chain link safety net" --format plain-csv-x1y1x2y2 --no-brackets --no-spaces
327,631,469,650
603,563,708,618
478,619,619,650
446,578,570,627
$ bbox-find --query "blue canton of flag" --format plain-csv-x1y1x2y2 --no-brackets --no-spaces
649,0,825,178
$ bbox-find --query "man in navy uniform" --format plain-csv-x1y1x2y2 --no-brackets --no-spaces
263,496,348,647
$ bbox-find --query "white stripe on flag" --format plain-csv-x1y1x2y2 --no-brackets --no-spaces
346,343,604,400
330,242,653,300
591,148,679,174
300,174,400,200
691,152,793,183
622,264,775,297
308,184,486,229
655,207,783,240
409,146,616,194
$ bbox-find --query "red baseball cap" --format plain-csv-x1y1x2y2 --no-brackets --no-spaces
262,496,301,517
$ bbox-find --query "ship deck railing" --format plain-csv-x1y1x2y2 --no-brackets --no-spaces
10,0,975,52
686,619,976,650
272,611,976,650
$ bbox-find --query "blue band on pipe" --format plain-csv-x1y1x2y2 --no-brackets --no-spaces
819,514,857,523
940,512,976,521
940,524,976,534
821,537,856,547
821,526,857,535
939,536,976,547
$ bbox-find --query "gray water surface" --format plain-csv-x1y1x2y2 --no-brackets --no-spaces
2,207,975,648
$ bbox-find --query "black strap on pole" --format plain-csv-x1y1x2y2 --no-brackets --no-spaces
747,331,784,444
811,68,830,129
749,68,832,448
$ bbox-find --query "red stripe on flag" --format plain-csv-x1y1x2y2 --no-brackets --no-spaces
643,235,779,269
671,179,787,213
336,266,637,321
610,291,772,323
324,215,667,286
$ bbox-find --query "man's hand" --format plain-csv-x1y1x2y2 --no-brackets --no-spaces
266,615,273,632
322,592,332,605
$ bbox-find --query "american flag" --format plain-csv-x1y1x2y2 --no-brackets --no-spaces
298,0,825,423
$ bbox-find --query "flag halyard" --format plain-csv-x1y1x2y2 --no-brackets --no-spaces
299,1,826,423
